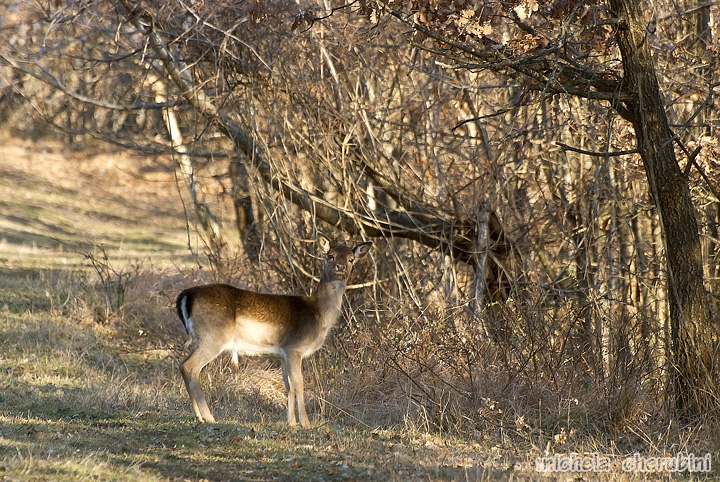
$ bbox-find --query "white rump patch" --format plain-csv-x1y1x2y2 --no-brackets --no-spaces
180,295,195,337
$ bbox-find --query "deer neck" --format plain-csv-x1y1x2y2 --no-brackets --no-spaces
313,276,346,323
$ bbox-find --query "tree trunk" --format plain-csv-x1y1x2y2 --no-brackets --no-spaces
609,0,716,418
152,75,227,273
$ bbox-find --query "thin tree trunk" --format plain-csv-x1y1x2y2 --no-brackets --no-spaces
152,76,226,273
472,201,490,312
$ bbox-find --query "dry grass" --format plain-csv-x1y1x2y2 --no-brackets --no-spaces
0,135,718,480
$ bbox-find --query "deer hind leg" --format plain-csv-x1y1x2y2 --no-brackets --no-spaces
180,343,223,423
284,351,309,428
280,355,295,425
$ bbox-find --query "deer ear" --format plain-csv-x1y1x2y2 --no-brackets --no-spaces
353,241,372,258
318,233,331,253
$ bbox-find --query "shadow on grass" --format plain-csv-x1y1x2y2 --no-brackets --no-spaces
0,376,499,481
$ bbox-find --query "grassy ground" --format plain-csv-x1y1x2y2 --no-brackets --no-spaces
0,135,716,481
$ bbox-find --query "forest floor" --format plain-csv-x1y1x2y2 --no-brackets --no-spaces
0,134,713,481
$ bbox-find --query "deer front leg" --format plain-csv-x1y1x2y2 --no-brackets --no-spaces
285,351,310,428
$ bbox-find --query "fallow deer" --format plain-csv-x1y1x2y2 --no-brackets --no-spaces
175,235,372,428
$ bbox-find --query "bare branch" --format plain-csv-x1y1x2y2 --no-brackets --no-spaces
0,52,181,111
556,142,640,157
389,8,632,103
